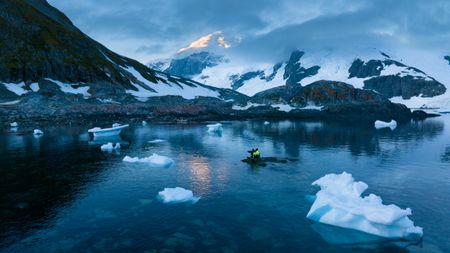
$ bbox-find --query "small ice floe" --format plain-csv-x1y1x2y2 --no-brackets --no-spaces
100,142,121,152
307,172,423,241
374,120,397,130
207,123,223,133
142,120,148,126
10,122,18,127
148,139,165,144
157,187,199,204
263,121,270,125
123,153,174,168
88,123,129,138
33,129,44,136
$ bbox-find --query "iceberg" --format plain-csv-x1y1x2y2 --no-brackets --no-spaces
100,142,121,152
307,172,423,241
10,122,18,127
142,120,148,126
33,129,43,135
263,121,270,125
374,120,397,130
88,124,129,138
207,123,223,133
123,153,174,168
148,139,165,143
157,187,199,204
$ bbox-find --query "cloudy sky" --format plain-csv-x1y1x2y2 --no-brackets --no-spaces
48,0,450,63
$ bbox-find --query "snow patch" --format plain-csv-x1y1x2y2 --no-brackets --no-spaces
0,100,20,105
3,82,29,96
232,102,264,111
45,78,90,98
29,83,40,92
374,120,397,130
148,139,165,143
263,121,270,125
307,172,423,240
157,187,199,204
10,122,18,128
271,104,295,112
123,153,174,168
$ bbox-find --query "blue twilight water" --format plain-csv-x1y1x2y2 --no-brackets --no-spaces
0,117,449,253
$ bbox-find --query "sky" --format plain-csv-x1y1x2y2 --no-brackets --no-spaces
48,0,450,64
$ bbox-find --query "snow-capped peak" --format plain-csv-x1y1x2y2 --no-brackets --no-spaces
177,31,231,54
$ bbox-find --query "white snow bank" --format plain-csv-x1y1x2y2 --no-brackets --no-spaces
45,78,90,98
10,122,18,127
29,83,40,92
374,120,397,130
232,102,264,111
207,123,223,133
148,139,165,143
0,100,20,105
157,187,199,204
100,142,121,152
3,82,29,96
123,153,174,168
271,104,295,112
33,129,43,135
307,172,423,240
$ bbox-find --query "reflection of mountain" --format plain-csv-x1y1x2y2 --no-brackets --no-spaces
442,146,450,163
230,119,444,157
0,129,108,248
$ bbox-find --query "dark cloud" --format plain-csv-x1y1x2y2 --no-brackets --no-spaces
48,0,450,63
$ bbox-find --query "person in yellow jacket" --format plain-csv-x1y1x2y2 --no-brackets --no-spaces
252,148,260,159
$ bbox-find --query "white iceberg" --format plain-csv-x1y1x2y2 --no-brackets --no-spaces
123,153,174,168
142,120,148,126
33,129,43,135
263,121,270,125
157,187,199,204
10,122,18,127
307,172,423,241
88,124,129,138
148,139,165,143
374,120,397,130
207,123,223,133
100,142,121,152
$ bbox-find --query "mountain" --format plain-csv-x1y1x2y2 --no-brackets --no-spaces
150,46,448,108
0,0,247,118
0,1,428,121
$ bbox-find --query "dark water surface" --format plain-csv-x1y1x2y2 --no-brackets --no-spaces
1,117,449,253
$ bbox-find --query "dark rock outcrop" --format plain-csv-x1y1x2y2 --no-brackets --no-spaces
164,52,224,77
253,80,411,120
230,71,264,90
411,110,440,120
283,50,320,86
445,56,450,66
348,58,446,99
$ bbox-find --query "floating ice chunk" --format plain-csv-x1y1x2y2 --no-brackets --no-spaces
148,139,165,143
100,142,121,152
88,124,129,137
157,187,199,204
142,120,148,126
307,172,423,240
33,129,43,135
374,120,397,130
263,121,270,125
123,153,174,168
10,122,18,127
207,123,223,133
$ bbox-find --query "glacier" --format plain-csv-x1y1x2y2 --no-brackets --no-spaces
306,172,423,241
374,120,397,130
157,187,199,204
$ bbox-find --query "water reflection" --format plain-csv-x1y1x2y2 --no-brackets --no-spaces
441,146,450,163
310,223,418,252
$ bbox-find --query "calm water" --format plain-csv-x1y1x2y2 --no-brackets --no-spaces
1,117,449,253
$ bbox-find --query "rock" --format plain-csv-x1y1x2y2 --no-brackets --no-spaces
283,50,320,86
411,110,440,120
445,56,450,66
164,52,224,78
